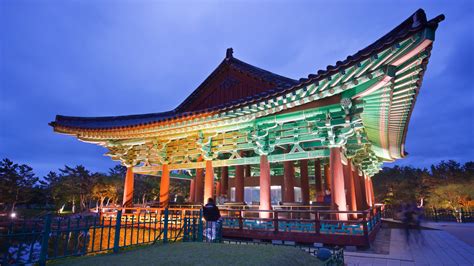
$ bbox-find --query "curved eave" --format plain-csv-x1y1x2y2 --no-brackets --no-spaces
389,47,433,160
50,110,219,139
50,10,444,145
359,39,434,165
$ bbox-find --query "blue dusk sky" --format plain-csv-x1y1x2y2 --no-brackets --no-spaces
1,0,473,177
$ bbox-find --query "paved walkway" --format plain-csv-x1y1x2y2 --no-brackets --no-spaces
345,227,474,265
424,222,474,247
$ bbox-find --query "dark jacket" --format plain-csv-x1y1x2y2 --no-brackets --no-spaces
203,203,221,222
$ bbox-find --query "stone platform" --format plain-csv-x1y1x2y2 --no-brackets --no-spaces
345,224,474,265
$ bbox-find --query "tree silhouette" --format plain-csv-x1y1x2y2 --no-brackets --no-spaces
0,159,38,211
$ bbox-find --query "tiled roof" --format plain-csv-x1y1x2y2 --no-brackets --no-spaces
228,57,299,91
174,49,298,113
54,111,178,130
52,53,298,130
51,9,444,131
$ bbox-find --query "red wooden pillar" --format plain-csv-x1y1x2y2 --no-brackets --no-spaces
194,157,204,203
235,163,244,202
221,166,229,196
300,160,310,205
324,163,331,191
159,164,170,208
369,178,376,205
352,165,365,210
122,167,134,207
364,174,372,207
189,179,195,203
364,175,370,207
314,159,323,198
366,176,375,207
283,161,295,202
204,160,214,203
330,147,348,220
259,155,272,218
357,170,368,209
343,159,357,213
216,181,221,198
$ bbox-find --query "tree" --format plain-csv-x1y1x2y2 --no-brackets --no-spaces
108,165,125,205
91,174,118,207
0,158,38,211
134,175,160,206
373,161,474,210
58,165,95,211
39,171,61,206
429,182,474,210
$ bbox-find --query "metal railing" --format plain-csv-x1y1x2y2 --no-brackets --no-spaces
1,205,382,265
425,208,473,223
382,207,474,223
0,208,202,265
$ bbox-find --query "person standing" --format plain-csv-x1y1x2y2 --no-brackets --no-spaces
202,198,221,241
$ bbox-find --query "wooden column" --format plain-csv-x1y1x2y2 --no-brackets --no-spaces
216,181,221,198
235,164,244,202
189,179,195,203
221,166,229,196
366,176,375,207
300,160,310,205
283,161,295,202
324,163,331,191
369,178,376,205
122,167,134,207
359,172,370,208
194,157,204,203
204,160,214,203
357,170,368,209
259,155,272,218
330,147,348,220
352,165,365,210
343,159,357,213
364,174,372,207
314,159,323,201
159,164,170,208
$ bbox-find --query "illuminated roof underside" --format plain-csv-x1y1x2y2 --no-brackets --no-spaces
50,9,444,178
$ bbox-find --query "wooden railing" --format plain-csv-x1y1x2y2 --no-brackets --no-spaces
218,206,382,246
90,204,382,246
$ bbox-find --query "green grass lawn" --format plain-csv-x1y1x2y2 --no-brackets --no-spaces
51,242,323,266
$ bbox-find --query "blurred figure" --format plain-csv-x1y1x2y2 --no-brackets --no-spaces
402,203,413,244
412,204,425,244
402,202,425,245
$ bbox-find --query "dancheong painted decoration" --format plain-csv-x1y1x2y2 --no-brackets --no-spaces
50,9,444,220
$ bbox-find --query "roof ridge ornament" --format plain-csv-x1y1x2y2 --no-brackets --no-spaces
226,48,233,60
412,13,422,28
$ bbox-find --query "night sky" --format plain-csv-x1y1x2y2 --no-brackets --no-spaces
1,1,473,178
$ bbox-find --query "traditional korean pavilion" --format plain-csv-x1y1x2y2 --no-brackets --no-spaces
50,9,444,221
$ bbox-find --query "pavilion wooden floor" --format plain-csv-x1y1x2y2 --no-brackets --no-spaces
344,227,474,265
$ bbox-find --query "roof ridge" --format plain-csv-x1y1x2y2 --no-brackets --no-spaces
174,50,297,113
228,56,298,84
